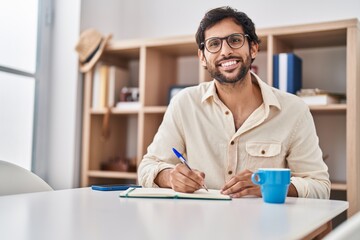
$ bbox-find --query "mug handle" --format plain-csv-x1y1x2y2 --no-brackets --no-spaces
251,172,265,185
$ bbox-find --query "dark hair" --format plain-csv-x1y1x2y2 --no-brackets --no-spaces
195,6,260,51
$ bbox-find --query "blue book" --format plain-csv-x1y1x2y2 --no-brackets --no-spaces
273,53,302,94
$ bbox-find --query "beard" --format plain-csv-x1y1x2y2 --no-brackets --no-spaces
206,54,252,85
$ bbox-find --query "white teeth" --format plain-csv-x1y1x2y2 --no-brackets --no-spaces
221,60,237,67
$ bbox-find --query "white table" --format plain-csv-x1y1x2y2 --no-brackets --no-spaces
0,188,348,240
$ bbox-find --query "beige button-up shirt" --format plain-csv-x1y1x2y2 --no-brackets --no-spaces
138,73,330,199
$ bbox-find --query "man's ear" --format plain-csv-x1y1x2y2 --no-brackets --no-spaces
250,42,259,59
198,49,207,67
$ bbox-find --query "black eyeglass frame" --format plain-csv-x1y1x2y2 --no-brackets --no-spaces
201,33,250,53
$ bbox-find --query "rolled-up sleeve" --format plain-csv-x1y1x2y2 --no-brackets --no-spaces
138,97,185,187
287,109,331,199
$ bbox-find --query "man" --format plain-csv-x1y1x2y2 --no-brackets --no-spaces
138,6,330,199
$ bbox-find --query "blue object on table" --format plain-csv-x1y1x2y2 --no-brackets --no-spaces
91,184,142,191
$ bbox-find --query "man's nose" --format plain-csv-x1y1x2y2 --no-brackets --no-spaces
220,39,233,56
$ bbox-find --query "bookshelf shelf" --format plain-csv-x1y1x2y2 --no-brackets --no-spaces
331,182,347,191
81,19,360,218
111,108,140,115
88,170,137,179
90,109,107,114
90,108,140,115
143,106,167,113
309,104,347,112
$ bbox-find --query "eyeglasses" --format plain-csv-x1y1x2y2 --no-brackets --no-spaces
201,33,249,53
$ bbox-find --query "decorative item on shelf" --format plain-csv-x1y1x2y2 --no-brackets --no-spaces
75,28,112,73
296,88,346,105
127,157,137,173
115,87,140,110
119,87,139,102
100,157,136,172
273,53,302,94
168,85,194,104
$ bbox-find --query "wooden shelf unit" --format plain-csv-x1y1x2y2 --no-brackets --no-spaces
81,19,360,217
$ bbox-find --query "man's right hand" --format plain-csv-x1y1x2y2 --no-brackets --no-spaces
154,163,205,193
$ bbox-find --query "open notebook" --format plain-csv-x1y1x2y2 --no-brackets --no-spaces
119,187,231,200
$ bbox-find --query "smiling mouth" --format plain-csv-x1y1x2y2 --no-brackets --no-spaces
216,59,241,71
220,60,238,67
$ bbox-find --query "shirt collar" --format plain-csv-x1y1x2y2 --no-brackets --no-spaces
253,72,281,110
201,71,281,110
201,81,217,103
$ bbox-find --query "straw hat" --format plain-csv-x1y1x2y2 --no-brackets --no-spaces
75,29,112,73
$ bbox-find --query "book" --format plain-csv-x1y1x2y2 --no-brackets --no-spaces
115,101,140,110
92,64,109,109
91,64,101,109
99,65,109,108
119,187,231,200
273,53,302,94
299,94,342,105
108,66,129,107
92,65,130,109
297,88,345,105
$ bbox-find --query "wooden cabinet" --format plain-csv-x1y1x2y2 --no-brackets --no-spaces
81,19,360,217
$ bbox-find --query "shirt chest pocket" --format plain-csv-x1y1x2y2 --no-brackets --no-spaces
244,142,284,170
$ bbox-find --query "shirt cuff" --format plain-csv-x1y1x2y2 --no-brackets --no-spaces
290,176,309,198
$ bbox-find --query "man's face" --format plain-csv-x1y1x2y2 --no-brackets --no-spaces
199,18,258,85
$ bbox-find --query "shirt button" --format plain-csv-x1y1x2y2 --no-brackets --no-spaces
230,141,235,145
228,170,233,175
225,111,230,115
261,150,266,154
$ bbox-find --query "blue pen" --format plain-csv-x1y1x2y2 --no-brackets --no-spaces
172,148,209,191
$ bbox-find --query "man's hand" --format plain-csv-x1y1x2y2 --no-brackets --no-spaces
154,164,205,193
221,169,299,198
287,183,298,197
221,169,261,198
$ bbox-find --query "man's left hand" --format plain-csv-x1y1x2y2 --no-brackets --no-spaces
220,169,261,198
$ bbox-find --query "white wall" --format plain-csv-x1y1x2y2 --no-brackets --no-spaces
47,0,360,189
46,0,81,189
80,0,360,40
